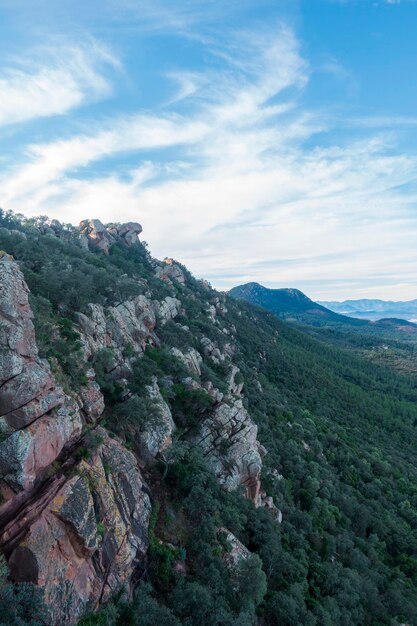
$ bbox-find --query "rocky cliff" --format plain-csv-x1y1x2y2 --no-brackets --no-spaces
0,219,278,624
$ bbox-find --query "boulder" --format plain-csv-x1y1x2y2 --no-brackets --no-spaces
78,219,114,254
155,259,186,285
117,222,142,246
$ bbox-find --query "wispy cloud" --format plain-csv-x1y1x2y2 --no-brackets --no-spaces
2,21,417,299
0,39,119,128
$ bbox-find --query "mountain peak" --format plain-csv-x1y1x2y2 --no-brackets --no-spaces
229,282,341,322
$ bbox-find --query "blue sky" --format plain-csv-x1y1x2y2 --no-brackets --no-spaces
1,0,417,299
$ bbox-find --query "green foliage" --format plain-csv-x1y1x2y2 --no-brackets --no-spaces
170,383,214,429
6,211,417,625
104,395,160,441
96,523,106,540
93,349,123,404
157,321,195,351
0,556,47,625
30,294,87,390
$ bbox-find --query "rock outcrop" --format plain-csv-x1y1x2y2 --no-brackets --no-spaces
0,255,82,494
170,347,202,378
155,258,186,285
6,430,151,626
217,528,250,568
135,378,176,462
0,257,151,625
78,219,142,254
75,295,158,364
0,222,277,624
195,397,266,505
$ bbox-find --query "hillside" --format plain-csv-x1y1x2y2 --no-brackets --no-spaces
1,211,417,625
229,282,362,326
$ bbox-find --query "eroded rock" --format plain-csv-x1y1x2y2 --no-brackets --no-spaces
170,347,202,378
136,379,176,462
0,256,82,493
195,398,265,505
7,430,151,626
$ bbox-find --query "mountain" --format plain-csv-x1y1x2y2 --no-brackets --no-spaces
319,297,417,321
230,282,417,334
229,282,364,326
1,210,417,625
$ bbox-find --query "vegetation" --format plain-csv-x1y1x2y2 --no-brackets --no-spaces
0,557,47,625
2,210,417,624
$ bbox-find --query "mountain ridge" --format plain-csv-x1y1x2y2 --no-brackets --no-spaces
1,212,417,625
319,297,417,321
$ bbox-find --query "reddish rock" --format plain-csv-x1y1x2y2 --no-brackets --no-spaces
7,430,151,626
0,256,83,493
79,381,105,423
156,258,186,285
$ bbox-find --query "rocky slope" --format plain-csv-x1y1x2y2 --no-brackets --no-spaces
0,219,277,624
2,213,417,625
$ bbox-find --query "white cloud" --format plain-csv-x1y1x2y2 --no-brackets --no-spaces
2,23,417,300
0,40,119,128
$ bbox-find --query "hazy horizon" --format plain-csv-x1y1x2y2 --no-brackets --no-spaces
2,0,417,300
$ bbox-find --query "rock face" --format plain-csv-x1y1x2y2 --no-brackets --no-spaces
217,528,250,568
75,295,158,364
170,347,202,378
135,378,176,462
195,398,265,505
0,225,277,624
0,255,82,493
156,258,186,285
0,257,151,625
154,296,181,324
78,220,142,254
7,430,151,626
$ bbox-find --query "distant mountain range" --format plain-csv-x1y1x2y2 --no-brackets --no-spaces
229,283,417,330
318,298,417,321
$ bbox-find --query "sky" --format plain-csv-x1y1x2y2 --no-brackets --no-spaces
1,0,417,300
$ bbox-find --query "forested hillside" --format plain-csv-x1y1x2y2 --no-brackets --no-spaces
1,210,417,626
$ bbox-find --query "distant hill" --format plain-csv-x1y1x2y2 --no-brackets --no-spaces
229,282,361,326
319,298,417,321
229,283,417,337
